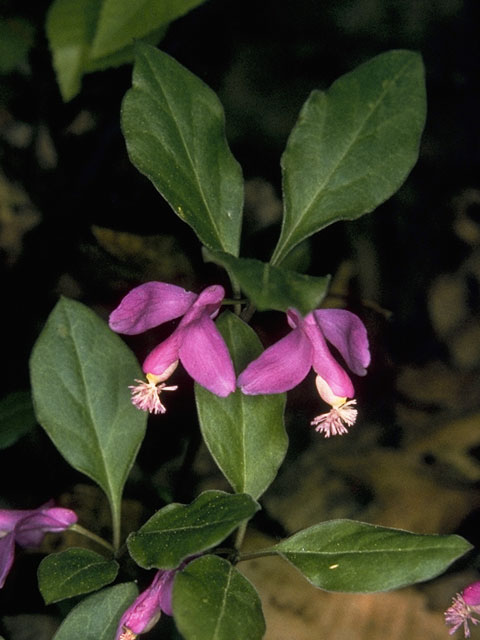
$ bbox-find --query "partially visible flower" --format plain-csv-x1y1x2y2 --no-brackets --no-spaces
109,283,236,413
0,500,77,588
116,569,175,640
237,308,370,436
116,559,193,640
445,581,480,638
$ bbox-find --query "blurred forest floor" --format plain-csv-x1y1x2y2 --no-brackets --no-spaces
1,0,480,638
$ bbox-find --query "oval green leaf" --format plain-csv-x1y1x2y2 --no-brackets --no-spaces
52,582,138,640
121,43,244,256
128,490,259,569
196,312,287,500
29,297,147,546
204,250,330,314
173,555,265,640
38,548,119,604
272,50,426,264
271,519,472,592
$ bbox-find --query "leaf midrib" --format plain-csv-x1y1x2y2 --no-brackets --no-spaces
137,515,250,536
66,306,115,504
279,544,459,556
142,52,227,252
276,56,415,261
212,565,233,640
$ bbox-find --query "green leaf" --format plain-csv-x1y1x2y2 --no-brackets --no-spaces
0,391,36,449
128,490,259,569
46,0,101,101
205,249,330,314
46,0,181,101
121,43,244,256
272,50,426,264
29,298,147,548
173,555,265,640
85,26,167,73
52,582,138,640
196,312,287,499
271,519,472,592
91,0,208,59
38,548,119,604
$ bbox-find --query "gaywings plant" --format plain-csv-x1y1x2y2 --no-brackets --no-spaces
1,8,473,639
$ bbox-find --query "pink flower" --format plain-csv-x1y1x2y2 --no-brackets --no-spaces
445,581,480,637
116,559,194,640
109,283,236,413
0,500,77,588
237,308,370,436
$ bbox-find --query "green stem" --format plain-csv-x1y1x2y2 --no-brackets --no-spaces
222,298,248,306
239,302,256,323
237,549,278,563
234,520,248,550
230,276,242,316
270,235,288,267
69,524,115,554
109,500,122,552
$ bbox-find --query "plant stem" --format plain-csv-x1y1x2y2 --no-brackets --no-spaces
240,302,256,323
109,500,122,552
234,520,248,550
69,524,115,553
237,549,278,563
230,276,242,316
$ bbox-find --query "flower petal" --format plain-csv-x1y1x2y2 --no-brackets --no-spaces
312,309,370,376
464,582,480,607
156,569,176,616
0,509,32,533
179,314,235,397
115,571,165,639
191,284,225,312
142,330,182,376
15,507,77,548
180,284,225,325
0,532,15,588
238,326,313,394
315,375,347,406
302,317,355,398
109,282,197,335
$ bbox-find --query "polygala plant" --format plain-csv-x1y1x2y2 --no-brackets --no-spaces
0,2,475,639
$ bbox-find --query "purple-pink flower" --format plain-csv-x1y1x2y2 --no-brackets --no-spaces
445,581,480,637
0,500,77,588
109,282,236,413
116,566,181,640
237,308,370,436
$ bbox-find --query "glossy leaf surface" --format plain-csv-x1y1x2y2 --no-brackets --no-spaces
205,250,330,314
128,490,259,569
173,555,265,640
122,43,244,255
38,548,119,604
196,312,287,499
272,50,426,263
52,582,138,640
272,519,472,592
30,298,147,543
